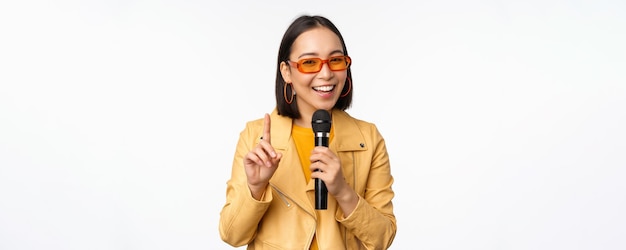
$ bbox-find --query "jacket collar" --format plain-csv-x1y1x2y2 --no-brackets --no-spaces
270,108,368,152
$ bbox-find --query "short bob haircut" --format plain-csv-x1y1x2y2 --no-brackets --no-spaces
275,15,353,119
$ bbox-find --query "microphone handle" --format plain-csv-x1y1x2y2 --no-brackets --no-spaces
314,135,329,210
315,177,327,210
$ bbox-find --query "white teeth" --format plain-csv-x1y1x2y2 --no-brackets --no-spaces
313,85,335,92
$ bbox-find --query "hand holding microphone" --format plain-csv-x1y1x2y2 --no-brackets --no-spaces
311,110,358,213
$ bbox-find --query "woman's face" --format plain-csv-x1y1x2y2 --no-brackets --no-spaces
281,27,347,121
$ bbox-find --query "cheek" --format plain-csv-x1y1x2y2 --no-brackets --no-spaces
336,74,348,87
292,75,314,89
335,70,348,80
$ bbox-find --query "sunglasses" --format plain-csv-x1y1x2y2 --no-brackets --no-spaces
287,55,352,73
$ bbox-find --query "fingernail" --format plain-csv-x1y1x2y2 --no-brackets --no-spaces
270,152,276,157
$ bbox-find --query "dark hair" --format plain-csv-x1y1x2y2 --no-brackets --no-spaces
275,15,353,118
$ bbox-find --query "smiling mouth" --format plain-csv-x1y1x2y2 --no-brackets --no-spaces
313,85,335,92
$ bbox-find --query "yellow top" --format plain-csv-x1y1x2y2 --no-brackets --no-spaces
292,124,334,250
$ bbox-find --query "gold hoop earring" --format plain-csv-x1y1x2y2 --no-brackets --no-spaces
284,83,295,104
340,78,352,98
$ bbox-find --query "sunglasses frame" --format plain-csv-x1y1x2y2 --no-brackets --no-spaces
287,55,352,73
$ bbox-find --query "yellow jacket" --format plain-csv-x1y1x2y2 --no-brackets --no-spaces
219,109,396,249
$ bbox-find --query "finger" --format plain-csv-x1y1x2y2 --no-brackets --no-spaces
309,153,327,164
245,152,265,168
310,161,324,172
310,168,324,179
312,148,339,165
263,113,271,144
271,152,283,164
261,114,277,158
253,146,273,167
312,146,333,157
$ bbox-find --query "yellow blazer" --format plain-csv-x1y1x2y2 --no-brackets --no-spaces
219,109,396,249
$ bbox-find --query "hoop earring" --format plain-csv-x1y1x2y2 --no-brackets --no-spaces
284,83,295,104
340,78,352,97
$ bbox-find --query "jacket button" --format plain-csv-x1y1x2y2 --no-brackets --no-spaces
360,143,365,148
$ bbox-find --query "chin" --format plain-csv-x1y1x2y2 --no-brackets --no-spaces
315,105,334,112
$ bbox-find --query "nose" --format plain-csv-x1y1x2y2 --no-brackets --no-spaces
317,61,333,79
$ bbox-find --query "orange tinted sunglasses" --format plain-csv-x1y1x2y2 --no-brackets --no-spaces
287,55,352,73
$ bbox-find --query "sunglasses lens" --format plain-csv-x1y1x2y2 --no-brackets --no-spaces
328,56,350,70
299,58,322,73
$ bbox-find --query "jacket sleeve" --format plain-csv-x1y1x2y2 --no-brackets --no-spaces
337,124,397,250
219,122,273,247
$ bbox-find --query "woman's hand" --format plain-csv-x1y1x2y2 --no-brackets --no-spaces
310,147,358,215
243,113,282,200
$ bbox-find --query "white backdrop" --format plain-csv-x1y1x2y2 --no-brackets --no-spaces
1,0,625,249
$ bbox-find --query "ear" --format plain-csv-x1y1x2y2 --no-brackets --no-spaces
280,61,292,83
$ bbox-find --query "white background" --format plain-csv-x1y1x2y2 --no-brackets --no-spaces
1,0,625,249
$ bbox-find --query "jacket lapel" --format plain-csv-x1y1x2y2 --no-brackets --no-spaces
268,110,315,214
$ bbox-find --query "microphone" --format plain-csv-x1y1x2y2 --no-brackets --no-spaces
311,109,331,210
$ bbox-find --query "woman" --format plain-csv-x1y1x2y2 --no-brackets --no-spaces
219,15,396,249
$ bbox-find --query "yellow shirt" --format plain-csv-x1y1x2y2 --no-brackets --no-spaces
292,124,334,250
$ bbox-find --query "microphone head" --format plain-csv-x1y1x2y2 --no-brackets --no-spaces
312,109,331,133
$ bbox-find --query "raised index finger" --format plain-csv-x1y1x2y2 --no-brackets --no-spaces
262,113,271,144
